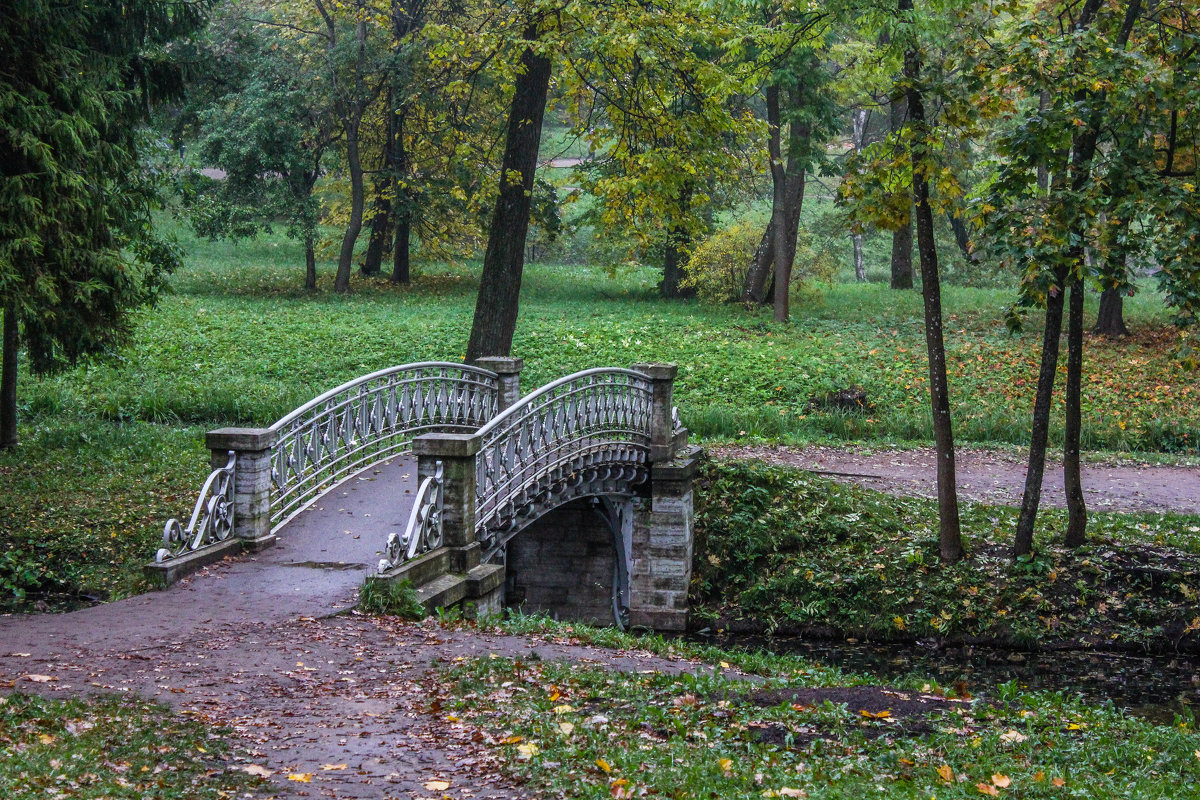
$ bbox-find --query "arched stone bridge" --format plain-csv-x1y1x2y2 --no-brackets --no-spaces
148,359,699,631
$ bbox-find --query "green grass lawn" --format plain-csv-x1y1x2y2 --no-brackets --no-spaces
0,694,265,800
1,221,1196,607
440,617,1200,800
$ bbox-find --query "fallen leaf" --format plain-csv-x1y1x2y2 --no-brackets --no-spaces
860,709,891,719
25,674,55,683
321,764,348,771
1052,777,1066,788
597,758,612,773
992,774,1011,788
1033,772,1045,782
780,789,807,798
719,757,733,773
936,765,954,783
287,773,313,783
553,704,575,714
976,783,999,796
517,743,539,758
38,733,56,745
999,730,1027,744
500,735,523,745
558,722,575,735
424,779,451,791
242,765,273,777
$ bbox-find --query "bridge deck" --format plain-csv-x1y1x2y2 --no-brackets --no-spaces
0,457,418,657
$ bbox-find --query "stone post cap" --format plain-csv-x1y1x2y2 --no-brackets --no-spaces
631,362,678,380
472,356,524,375
206,427,278,451
413,432,482,458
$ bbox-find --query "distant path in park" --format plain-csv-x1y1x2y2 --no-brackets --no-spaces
711,445,1200,516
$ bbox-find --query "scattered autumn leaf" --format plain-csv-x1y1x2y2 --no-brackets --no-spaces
500,735,523,745
321,764,347,771
242,765,272,777
517,743,539,758
287,773,313,783
596,758,612,773
25,674,55,683
999,730,1027,744
424,779,451,791
780,789,806,798
558,722,575,735
936,765,954,783
1052,777,1066,788
718,757,733,774
976,782,999,796
992,774,1012,788
860,710,891,719
553,704,575,714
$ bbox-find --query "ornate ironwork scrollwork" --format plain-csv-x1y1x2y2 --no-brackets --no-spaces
268,363,499,527
378,461,444,572
473,369,654,557
157,451,236,562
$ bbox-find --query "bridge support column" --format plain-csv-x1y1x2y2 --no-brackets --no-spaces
206,427,279,551
631,362,678,462
628,445,700,632
406,432,505,616
472,356,523,411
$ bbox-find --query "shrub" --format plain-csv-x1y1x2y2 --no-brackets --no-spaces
681,217,762,302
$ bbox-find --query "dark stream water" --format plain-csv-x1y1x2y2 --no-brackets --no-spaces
700,634,1200,724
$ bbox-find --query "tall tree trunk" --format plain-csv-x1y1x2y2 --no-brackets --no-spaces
889,88,913,289
390,113,413,285
1063,279,1087,547
392,194,412,285
304,234,317,290
902,0,963,562
891,222,914,289
1093,286,1129,336
465,28,551,361
334,118,365,293
742,223,775,304
661,236,688,298
852,235,865,282
851,108,868,283
361,187,393,276
1,306,17,449
1014,282,1066,557
948,213,972,261
1015,0,1132,556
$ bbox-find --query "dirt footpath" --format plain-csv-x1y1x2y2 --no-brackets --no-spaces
1,611,724,800
710,445,1200,515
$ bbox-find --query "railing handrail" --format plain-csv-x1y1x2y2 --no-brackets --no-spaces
473,367,650,441
269,361,498,433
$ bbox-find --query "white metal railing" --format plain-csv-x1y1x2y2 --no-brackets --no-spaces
156,451,236,563
268,363,498,527
472,368,654,554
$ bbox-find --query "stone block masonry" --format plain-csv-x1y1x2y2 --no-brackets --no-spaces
506,499,617,626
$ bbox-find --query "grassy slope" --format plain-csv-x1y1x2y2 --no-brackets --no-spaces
694,460,1200,651
0,223,1196,606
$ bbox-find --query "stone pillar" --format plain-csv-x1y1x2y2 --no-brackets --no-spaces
473,356,524,412
631,362,677,463
412,432,481,572
628,445,700,632
205,427,278,551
